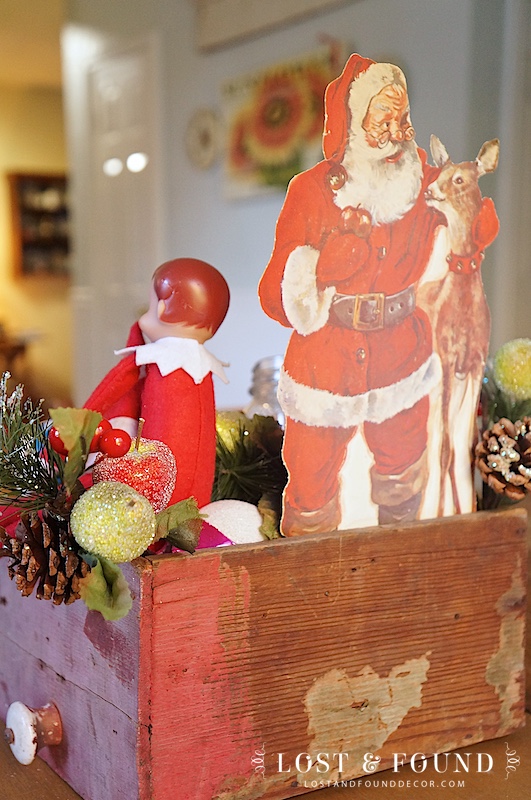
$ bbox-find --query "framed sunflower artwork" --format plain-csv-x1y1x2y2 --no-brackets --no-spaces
221,43,345,198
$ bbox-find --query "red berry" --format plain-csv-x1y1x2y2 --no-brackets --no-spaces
98,428,132,458
49,426,68,456
89,418,112,452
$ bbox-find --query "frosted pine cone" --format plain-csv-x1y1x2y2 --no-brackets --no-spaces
0,509,89,605
476,417,531,501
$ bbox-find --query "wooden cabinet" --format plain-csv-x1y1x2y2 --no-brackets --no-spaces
7,173,70,277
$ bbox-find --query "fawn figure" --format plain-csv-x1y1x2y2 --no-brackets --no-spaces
419,135,499,516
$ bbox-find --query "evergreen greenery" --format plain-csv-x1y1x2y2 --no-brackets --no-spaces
0,373,64,514
212,414,287,508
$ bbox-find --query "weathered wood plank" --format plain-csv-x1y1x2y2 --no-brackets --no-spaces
0,634,139,800
0,560,149,800
136,558,155,800
0,560,146,719
147,509,527,800
0,509,526,800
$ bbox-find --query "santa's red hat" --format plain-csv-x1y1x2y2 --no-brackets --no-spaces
322,53,409,162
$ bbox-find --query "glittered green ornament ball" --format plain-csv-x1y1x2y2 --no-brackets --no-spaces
216,410,250,451
493,338,531,400
70,481,156,562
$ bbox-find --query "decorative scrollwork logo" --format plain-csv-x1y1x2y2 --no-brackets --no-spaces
251,743,266,778
362,752,382,773
505,742,520,780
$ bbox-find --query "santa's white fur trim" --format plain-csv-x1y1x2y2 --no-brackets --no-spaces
279,352,442,428
281,245,336,336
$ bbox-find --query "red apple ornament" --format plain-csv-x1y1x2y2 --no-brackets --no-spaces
93,425,176,513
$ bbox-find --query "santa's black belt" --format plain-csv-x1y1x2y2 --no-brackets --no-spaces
329,285,415,331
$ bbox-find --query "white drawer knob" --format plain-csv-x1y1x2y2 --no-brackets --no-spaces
4,701,63,765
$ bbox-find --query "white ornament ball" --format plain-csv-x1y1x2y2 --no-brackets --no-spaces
70,481,156,562
199,499,266,544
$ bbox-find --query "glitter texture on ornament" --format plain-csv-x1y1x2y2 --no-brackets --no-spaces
70,481,156,562
92,438,176,513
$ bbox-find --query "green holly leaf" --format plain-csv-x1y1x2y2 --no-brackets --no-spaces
49,407,103,450
49,408,102,494
155,497,205,554
78,554,133,621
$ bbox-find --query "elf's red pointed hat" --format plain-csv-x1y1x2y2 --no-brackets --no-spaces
322,53,408,162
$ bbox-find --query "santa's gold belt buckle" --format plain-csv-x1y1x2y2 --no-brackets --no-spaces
352,292,385,330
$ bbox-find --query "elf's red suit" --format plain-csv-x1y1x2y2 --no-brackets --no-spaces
258,54,498,534
84,322,219,508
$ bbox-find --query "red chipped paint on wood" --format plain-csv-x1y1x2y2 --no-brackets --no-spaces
148,554,257,799
136,558,155,800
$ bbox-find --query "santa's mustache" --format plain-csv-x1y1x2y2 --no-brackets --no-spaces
346,134,419,170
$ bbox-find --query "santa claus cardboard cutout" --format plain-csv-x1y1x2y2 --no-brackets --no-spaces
258,53,499,536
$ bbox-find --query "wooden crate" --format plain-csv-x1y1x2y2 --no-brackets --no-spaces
0,508,527,800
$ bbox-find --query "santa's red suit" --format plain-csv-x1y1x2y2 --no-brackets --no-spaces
84,322,227,508
258,54,498,534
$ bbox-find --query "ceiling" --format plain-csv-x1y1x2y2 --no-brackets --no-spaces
0,0,64,89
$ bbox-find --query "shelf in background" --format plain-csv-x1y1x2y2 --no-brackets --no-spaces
7,172,70,278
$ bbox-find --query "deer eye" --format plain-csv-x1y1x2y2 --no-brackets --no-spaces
453,176,464,185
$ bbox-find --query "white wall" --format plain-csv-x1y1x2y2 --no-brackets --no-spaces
64,0,523,409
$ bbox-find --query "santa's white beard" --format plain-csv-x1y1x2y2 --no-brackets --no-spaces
334,137,423,225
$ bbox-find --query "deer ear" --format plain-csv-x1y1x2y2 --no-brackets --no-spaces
476,138,500,176
430,134,450,167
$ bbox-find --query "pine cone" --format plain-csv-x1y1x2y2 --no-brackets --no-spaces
476,417,531,501
0,509,90,605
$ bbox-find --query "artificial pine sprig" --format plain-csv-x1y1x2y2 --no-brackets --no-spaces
212,415,287,505
0,372,65,513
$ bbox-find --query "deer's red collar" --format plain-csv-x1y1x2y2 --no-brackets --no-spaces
446,250,484,274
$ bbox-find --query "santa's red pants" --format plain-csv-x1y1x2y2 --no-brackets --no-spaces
282,396,429,513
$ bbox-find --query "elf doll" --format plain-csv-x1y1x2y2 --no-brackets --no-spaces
84,258,230,507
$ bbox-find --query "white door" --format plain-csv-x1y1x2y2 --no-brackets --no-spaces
62,28,163,404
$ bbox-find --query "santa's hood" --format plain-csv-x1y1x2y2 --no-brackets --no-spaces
322,53,408,162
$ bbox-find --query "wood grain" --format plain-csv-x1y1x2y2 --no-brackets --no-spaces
0,561,147,799
0,508,526,800
147,508,527,799
0,637,139,799
1,715,530,800
0,561,144,718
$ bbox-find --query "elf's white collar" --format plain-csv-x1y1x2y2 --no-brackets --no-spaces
115,337,229,384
